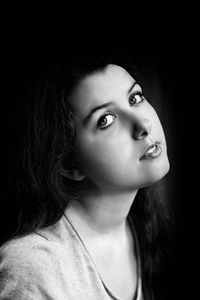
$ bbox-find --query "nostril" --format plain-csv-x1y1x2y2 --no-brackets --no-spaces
133,119,152,140
133,124,148,140
135,129,148,140
141,130,148,138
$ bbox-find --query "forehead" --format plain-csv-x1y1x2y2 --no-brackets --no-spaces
68,64,134,116
81,64,132,94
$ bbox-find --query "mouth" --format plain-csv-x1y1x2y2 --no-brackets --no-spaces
140,141,162,160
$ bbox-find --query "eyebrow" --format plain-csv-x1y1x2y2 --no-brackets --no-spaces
127,80,138,95
83,101,115,125
83,80,138,125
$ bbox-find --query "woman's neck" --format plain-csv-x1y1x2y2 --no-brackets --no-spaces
65,189,138,239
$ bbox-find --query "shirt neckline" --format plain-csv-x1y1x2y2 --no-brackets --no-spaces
63,212,142,300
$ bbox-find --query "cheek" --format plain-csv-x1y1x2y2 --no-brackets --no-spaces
155,114,167,145
75,131,137,181
148,105,166,142
76,135,123,170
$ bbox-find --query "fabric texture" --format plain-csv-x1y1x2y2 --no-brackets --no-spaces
0,215,143,300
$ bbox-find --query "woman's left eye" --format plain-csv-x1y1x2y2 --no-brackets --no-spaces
129,92,145,106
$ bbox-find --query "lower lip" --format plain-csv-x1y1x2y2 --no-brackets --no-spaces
140,143,162,160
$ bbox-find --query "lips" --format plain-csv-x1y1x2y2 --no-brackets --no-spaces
140,141,162,160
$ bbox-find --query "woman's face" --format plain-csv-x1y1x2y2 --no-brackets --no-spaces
68,64,170,192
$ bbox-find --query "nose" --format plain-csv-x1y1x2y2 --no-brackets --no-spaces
133,118,152,140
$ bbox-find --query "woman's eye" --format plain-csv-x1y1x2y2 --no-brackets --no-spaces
129,92,145,106
97,113,116,130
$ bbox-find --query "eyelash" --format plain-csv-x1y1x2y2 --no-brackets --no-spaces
129,91,145,106
97,112,117,130
97,91,145,130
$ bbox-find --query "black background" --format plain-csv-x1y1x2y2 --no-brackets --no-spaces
1,14,198,299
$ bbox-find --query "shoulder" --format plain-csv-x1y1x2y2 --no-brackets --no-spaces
0,226,70,299
0,218,72,272
0,232,54,264
0,233,61,281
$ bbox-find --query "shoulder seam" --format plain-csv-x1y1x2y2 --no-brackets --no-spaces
34,231,49,241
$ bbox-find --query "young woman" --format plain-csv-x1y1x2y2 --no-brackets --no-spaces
0,54,171,300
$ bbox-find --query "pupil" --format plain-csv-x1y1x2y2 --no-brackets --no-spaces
101,117,107,125
130,97,135,105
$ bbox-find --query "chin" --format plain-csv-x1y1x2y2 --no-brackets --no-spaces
144,159,170,187
148,162,170,185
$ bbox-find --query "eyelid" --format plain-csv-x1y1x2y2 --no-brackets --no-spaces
98,111,117,121
129,89,143,97
97,111,117,130
129,90,145,105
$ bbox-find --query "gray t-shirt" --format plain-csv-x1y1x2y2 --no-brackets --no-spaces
0,215,143,300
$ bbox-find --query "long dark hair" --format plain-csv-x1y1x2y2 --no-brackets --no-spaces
11,53,172,299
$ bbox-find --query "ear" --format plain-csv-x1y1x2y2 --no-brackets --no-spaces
60,168,86,181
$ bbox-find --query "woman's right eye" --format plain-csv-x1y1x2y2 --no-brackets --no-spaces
97,113,116,130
